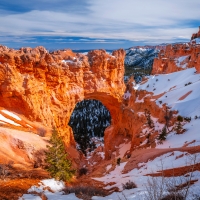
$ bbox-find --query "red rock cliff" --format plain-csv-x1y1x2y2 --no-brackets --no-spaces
152,28,200,74
0,46,126,158
191,26,200,40
152,41,200,74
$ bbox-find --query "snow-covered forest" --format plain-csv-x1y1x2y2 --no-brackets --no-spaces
68,100,111,154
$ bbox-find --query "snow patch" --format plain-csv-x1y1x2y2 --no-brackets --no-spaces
123,91,131,99
62,59,74,63
1,110,21,121
175,55,188,68
0,114,21,126
106,164,112,171
20,179,80,200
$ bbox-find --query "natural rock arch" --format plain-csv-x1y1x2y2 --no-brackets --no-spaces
0,46,126,159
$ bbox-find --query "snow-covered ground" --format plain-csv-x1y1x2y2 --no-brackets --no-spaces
0,113,21,126
0,109,22,126
137,68,200,116
20,67,200,200
19,179,79,200
20,151,200,199
135,67,200,147
1,110,22,121
175,55,188,68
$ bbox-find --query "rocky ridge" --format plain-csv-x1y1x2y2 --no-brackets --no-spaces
152,29,200,74
1,29,200,199
0,28,200,168
0,46,126,161
125,47,160,69
191,26,200,40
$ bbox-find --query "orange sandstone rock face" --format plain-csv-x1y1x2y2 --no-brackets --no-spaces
191,26,200,40
0,45,178,162
152,42,200,74
0,45,126,158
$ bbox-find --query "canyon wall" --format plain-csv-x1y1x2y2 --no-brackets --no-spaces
0,46,125,159
152,40,200,74
191,26,200,40
1,29,199,161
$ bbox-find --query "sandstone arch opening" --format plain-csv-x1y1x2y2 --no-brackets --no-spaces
68,99,111,156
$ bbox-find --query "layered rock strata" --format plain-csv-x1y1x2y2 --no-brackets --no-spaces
152,42,200,74
0,46,126,158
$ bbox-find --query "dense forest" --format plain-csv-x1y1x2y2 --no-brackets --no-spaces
68,100,111,154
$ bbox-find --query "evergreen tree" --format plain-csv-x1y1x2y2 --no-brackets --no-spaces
174,115,185,134
68,99,110,154
144,109,154,128
45,128,75,181
157,126,167,144
164,106,173,132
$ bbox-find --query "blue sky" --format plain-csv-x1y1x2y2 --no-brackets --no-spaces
0,0,200,50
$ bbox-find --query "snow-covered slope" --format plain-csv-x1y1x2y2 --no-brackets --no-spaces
137,67,200,118
21,150,200,199
133,67,200,147
20,63,200,200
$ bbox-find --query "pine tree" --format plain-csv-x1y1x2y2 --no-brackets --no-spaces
144,109,154,128
45,128,76,181
68,99,111,154
157,126,167,144
174,115,185,134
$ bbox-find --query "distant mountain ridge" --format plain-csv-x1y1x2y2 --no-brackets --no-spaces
124,45,165,82
125,45,166,68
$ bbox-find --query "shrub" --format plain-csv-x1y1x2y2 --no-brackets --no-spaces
64,186,106,198
45,128,76,181
146,133,151,144
37,128,46,137
184,117,191,122
122,180,137,190
0,161,13,179
79,167,88,176
177,115,183,122
157,126,167,144
33,149,46,168
144,109,154,128
117,158,121,166
174,115,186,134
185,82,192,86
160,193,184,200
0,164,9,179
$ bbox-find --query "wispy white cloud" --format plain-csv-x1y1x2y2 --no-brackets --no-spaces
0,0,200,48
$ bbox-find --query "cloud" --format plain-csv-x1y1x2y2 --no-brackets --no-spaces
0,0,200,48
0,0,90,14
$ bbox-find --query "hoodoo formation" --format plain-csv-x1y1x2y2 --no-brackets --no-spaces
0,29,200,162
1,29,200,199
152,39,200,74
191,26,200,40
0,46,126,159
